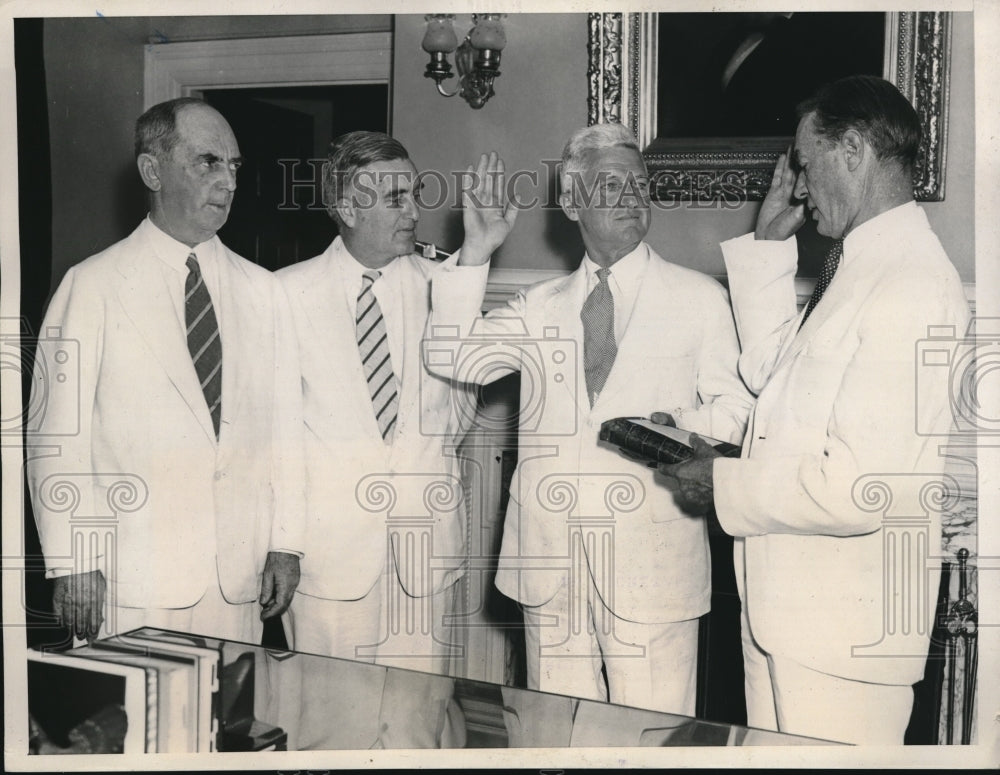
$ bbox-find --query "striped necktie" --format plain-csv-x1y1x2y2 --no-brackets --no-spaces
357,270,398,443
185,254,222,439
800,239,843,329
581,266,617,407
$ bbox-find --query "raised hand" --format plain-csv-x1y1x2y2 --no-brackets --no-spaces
755,150,806,241
459,151,519,266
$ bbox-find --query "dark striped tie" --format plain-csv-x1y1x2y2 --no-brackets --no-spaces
800,239,843,329
185,254,222,439
357,270,398,443
581,267,617,407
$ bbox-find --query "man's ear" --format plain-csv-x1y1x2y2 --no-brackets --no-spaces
335,197,356,229
840,128,866,173
136,153,161,192
559,182,580,222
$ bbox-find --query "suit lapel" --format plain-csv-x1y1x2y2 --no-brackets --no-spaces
544,265,590,419
597,246,656,403
390,259,424,446
300,243,384,444
114,231,217,446
213,244,253,450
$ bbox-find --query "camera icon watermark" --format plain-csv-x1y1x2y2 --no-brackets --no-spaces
1,320,80,436
421,319,579,436
915,317,1000,436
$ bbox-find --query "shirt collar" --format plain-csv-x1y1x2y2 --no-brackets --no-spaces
842,201,920,265
334,235,399,290
582,242,649,292
142,215,218,274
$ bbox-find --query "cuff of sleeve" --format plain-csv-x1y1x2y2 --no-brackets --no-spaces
721,232,798,276
269,548,304,559
46,554,104,579
712,457,749,538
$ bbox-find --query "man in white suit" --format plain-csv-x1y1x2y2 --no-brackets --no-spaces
658,76,970,744
27,98,304,644
277,132,516,673
423,123,754,713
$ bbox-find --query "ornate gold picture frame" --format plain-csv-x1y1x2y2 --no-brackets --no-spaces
587,12,951,203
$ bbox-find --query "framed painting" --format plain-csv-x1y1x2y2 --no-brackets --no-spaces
587,12,951,203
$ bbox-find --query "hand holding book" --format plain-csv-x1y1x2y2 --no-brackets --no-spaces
598,415,738,523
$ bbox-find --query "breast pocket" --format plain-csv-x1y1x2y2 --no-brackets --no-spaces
778,350,852,437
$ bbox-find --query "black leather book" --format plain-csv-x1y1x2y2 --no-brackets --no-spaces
598,417,742,467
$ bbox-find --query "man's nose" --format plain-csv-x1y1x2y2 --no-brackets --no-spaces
792,170,808,200
402,194,419,221
218,164,238,192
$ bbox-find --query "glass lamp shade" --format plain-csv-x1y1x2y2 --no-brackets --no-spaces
469,16,506,51
422,15,458,53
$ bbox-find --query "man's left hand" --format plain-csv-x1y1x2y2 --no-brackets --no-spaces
259,551,300,620
458,151,518,266
657,435,721,516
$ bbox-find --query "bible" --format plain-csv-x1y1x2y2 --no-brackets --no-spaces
598,417,742,467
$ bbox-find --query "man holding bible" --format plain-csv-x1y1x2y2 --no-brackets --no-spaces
423,123,753,714
658,76,970,744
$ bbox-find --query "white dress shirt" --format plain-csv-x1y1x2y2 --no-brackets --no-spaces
143,215,225,337
581,242,649,345
335,239,404,397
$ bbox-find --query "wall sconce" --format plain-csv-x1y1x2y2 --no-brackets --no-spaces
422,14,506,109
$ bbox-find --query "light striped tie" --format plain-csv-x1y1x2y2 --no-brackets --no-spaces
581,267,617,407
185,254,222,439
357,270,398,443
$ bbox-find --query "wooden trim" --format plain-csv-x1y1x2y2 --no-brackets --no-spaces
143,32,392,108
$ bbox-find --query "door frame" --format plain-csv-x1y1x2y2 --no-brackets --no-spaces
143,31,392,109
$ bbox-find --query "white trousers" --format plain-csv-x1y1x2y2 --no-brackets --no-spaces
287,564,458,675
768,655,914,745
521,569,699,716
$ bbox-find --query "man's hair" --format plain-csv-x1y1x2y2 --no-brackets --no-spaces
796,75,922,172
324,131,410,224
560,122,642,196
134,97,207,159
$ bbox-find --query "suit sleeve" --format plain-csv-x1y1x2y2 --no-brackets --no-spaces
721,232,801,393
714,269,970,538
669,282,755,445
423,259,530,385
267,279,306,555
25,266,104,578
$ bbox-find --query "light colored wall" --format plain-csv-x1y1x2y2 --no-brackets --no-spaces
42,12,974,290
392,13,588,273
43,14,391,289
392,12,975,281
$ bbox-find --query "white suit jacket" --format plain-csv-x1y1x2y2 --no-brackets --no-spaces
26,218,305,609
425,243,754,623
715,202,971,684
276,238,472,601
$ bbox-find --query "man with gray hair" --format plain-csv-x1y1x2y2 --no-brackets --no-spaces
276,131,516,672
27,97,304,644
424,123,754,713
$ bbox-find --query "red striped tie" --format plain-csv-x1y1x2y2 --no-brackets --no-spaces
185,254,222,439
357,270,398,443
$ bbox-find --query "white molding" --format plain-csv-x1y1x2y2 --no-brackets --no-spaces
486,267,977,313
143,32,392,109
